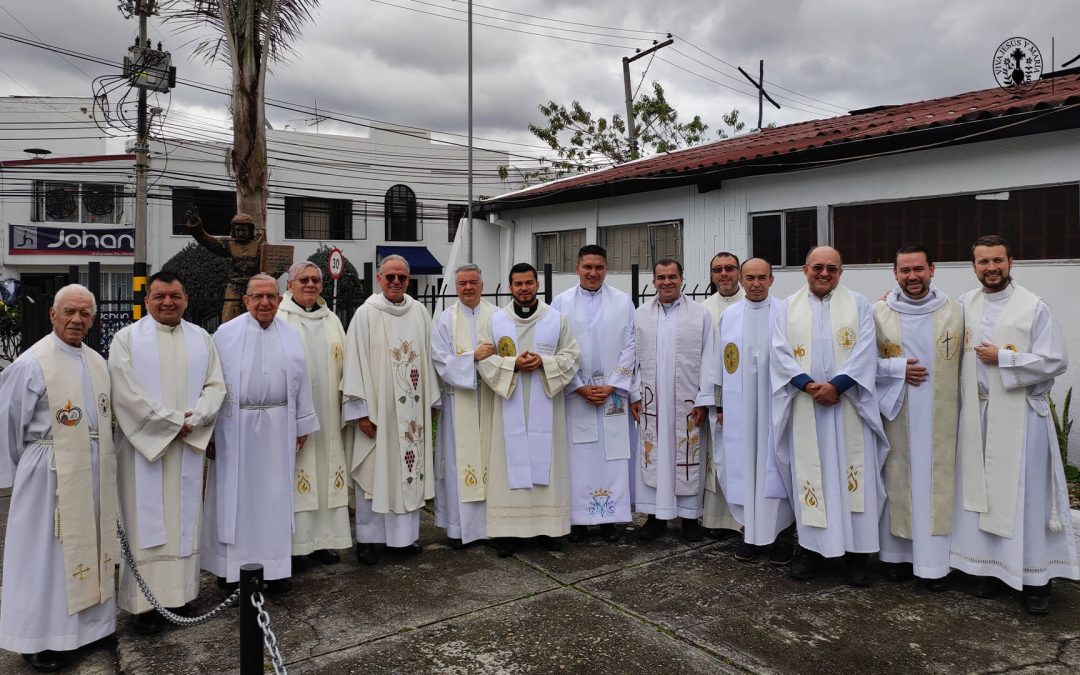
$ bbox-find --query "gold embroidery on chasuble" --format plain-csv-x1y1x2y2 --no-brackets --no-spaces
334,466,346,491
802,481,819,508
793,344,807,360
962,327,974,353
464,464,478,487
401,418,425,485
72,563,92,582
723,343,740,374
847,465,860,493
836,327,857,351
879,339,902,358
391,339,422,404
1003,343,1018,352
496,336,516,357
297,469,312,494
56,400,83,427
937,328,960,360
331,342,343,363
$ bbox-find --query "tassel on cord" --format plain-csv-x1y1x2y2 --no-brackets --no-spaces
54,505,62,541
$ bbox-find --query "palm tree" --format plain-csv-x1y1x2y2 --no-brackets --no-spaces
164,0,320,238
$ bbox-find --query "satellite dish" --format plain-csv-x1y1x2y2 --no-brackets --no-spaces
23,148,52,158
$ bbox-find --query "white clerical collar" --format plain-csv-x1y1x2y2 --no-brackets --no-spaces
983,282,1014,301
717,291,741,303
49,332,83,355
382,295,407,307
746,297,769,309
659,294,684,314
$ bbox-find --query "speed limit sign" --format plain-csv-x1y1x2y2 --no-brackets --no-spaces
328,246,345,281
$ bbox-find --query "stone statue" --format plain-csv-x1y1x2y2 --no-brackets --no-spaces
185,209,264,324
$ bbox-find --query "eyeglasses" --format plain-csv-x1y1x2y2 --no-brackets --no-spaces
807,264,841,274
383,274,408,283
247,293,281,303
294,276,322,285
711,265,738,274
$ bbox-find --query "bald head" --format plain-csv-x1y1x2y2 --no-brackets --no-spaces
803,246,843,298
741,258,774,302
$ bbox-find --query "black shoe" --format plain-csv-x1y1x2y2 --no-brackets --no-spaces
291,555,307,573
448,537,465,550
1022,583,1052,615
883,562,914,583
217,576,239,598
637,515,667,541
356,543,379,566
568,525,588,543
600,524,620,543
843,553,872,587
705,528,739,541
968,576,1004,599
397,541,423,554
310,549,341,565
734,540,758,562
681,518,704,543
789,546,823,581
131,610,166,635
22,650,71,673
536,535,563,551
265,578,292,595
493,537,516,558
768,539,796,565
921,576,950,593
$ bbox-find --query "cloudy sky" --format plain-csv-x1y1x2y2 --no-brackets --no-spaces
1,0,1077,165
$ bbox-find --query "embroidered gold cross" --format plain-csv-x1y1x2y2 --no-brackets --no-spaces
72,563,91,581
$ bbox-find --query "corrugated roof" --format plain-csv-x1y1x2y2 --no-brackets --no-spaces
482,74,1080,210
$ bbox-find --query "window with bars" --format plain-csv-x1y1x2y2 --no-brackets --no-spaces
385,184,418,241
598,220,682,272
534,229,586,272
33,181,125,225
284,197,352,240
832,184,1080,263
447,204,467,243
171,187,236,236
751,209,818,267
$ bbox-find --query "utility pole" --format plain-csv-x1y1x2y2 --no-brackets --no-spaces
738,60,781,129
466,0,474,263
121,0,173,319
622,38,673,160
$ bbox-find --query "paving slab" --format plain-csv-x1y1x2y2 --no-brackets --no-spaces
290,587,738,674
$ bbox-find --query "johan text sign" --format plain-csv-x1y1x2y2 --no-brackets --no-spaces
8,224,134,256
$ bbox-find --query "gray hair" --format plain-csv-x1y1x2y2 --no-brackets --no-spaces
454,263,482,279
379,254,410,275
53,284,97,315
287,261,322,282
246,273,279,294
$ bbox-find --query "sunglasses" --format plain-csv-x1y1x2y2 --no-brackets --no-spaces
294,276,322,285
383,274,408,283
711,265,738,274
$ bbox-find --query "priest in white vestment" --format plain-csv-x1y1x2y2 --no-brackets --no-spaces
202,274,319,594
770,246,887,587
110,272,226,634
950,235,1078,615
709,259,794,564
431,264,496,547
342,255,439,565
873,246,961,591
552,245,635,544
0,285,117,672
631,259,716,543
279,262,352,567
478,263,580,557
699,251,745,538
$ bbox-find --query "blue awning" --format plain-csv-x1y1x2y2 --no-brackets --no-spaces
376,245,443,275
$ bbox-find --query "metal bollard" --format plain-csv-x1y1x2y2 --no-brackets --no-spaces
239,563,264,675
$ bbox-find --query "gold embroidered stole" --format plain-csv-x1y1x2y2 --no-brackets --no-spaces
451,301,494,502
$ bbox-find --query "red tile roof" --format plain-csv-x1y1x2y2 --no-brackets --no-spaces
483,74,1080,209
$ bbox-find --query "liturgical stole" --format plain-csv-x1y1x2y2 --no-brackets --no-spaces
32,336,118,615
786,286,865,528
873,297,962,539
491,308,561,488
451,301,494,501
129,317,209,556
959,284,1038,538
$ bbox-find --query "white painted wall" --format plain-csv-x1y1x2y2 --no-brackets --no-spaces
488,128,1080,462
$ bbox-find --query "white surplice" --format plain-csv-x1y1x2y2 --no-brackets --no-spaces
432,301,492,544
712,297,794,545
634,296,716,520
0,335,115,653
478,302,579,538
342,294,439,548
278,293,352,556
874,288,957,579
552,285,635,526
770,287,888,558
700,290,744,532
202,315,319,582
950,284,1080,590
110,318,226,614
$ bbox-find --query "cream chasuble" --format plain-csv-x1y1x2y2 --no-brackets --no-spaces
110,317,225,613
342,294,439,514
873,288,961,539
0,335,117,653
478,302,579,538
278,292,352,555
432,300,496,544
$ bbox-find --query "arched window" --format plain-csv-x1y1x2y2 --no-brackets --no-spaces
385,184,418,241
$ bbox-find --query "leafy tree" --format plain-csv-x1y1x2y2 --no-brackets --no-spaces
164,0,320,238
502,81,746,185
